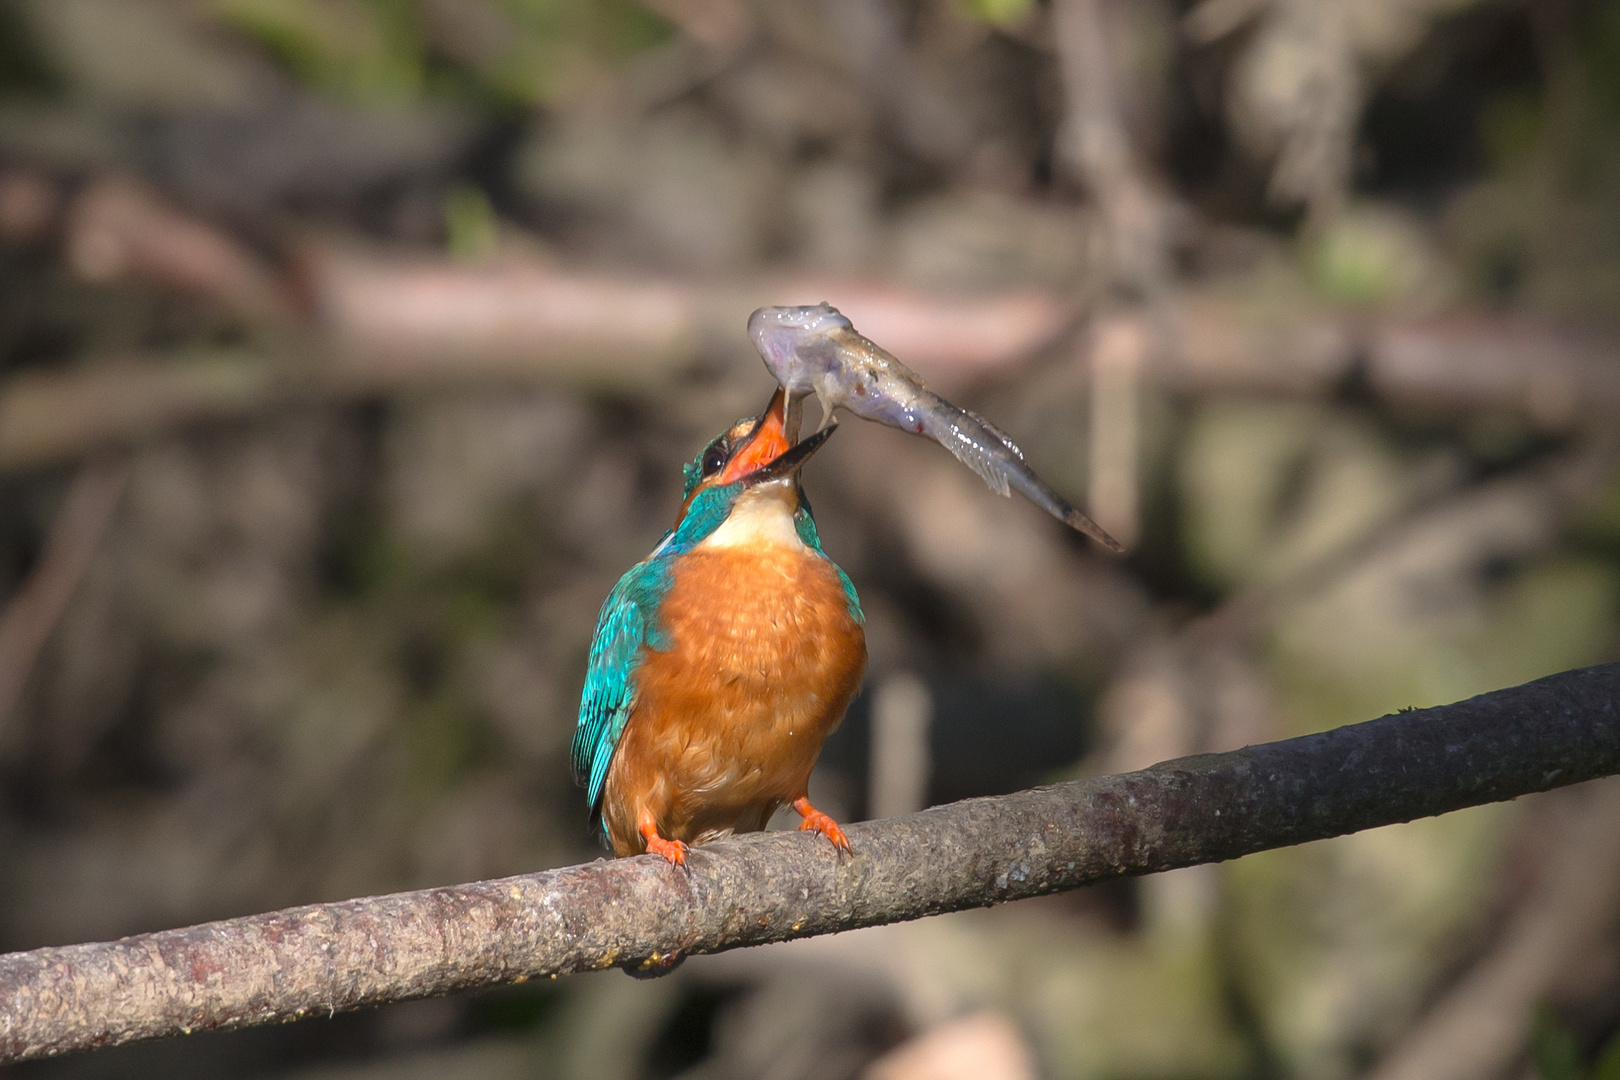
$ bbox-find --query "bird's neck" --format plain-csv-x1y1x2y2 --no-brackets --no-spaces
696,483,806,553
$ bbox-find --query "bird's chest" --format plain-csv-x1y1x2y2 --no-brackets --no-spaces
651,543,863,711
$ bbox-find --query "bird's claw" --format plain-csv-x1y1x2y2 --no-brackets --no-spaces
792,797,850,851
638,814,689,866
644,833,689,866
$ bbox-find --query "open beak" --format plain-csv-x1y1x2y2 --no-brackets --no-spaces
718,388,834,486
745,425,833,484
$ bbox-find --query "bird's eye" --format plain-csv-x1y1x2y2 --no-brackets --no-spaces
701,440,728,477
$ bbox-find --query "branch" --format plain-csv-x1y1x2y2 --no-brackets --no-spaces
2,664,1617,1063
4,290,1615,474
64,177,291,322
303,246,1071,390
0,255,1075,472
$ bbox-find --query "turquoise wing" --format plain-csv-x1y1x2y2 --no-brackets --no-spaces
572,558,673,814
572,487,733,821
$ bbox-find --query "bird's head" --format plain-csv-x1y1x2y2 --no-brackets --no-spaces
671,389,833,544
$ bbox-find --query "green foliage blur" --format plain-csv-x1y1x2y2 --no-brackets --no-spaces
210,0,672,106
1534,1009,1620,1080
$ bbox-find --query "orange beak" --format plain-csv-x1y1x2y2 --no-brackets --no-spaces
717,389,794,485
673,388,834,528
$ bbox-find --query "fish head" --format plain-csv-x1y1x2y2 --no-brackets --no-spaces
748,303,853,391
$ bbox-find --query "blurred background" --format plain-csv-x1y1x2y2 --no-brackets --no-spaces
0,0,1618,1077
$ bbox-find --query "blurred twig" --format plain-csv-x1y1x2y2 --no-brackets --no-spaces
303,247,1076,388
1052,0,1170,295
1368,778,1620,1080
1101,436,1617,771
0,458,128,730
0,166,1615,475
820,0,974,169
1,280,1613,474
1188,436,1619,650
1052,0,1171,549
639,0,753,52
1,663,1618,1064
1086,313,1147,550
0,352,280,470
65,177,291,321
0,259,1075,471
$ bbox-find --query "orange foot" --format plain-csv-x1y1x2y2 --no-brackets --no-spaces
639,813,689,866
792,796,851,852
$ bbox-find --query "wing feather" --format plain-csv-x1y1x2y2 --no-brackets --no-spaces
572,560,671,814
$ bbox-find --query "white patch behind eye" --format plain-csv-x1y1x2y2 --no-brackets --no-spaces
697,483,806,552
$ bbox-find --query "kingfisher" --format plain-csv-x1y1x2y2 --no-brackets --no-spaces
572,389,867,864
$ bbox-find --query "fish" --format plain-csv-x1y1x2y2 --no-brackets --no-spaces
748,302,1124,552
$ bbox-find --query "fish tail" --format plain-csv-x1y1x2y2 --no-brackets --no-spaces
928,407,1125,551
1008,469,1126,552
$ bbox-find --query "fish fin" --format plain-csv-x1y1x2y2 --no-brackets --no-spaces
783,395,804,444
955,443,1014,497
816,392,838,433
961,408,1026,461
931,412,1015,497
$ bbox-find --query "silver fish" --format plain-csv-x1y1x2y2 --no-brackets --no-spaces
748,303,1124,552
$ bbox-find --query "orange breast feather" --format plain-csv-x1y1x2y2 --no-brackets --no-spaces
599,544,866,855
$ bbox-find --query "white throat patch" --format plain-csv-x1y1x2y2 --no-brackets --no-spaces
697,483,806,552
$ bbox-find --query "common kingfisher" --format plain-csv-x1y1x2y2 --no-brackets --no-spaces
573,390,866,864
